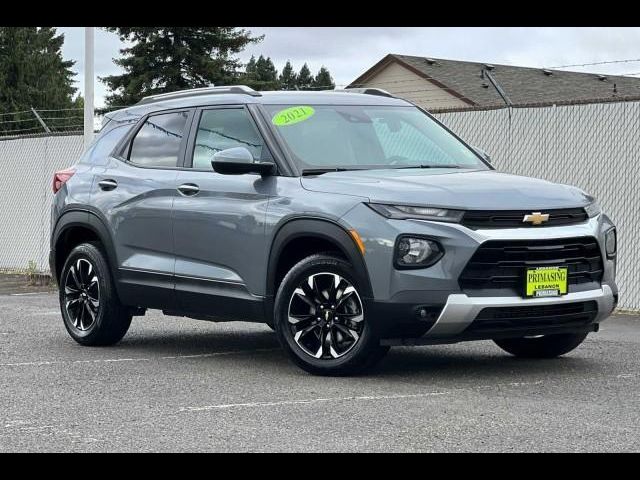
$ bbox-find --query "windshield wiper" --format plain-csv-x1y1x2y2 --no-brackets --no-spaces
395,164,466,169
301,167,354,176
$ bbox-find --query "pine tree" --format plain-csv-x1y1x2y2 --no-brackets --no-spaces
312,66,335,90
241,55,280,91
245,55,257,76
279,61,297,90
0,27,78,134
297,63,313,90
258,56,278,83
101,27,262,107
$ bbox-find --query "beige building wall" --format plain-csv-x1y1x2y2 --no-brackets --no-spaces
359,61,469,110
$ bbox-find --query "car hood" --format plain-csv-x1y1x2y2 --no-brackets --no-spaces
301,169,593,210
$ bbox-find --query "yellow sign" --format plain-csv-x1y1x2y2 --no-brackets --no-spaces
272,106,315,126
525,267,568,297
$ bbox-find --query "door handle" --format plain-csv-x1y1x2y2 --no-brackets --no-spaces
98,179,118,191
177,183,200,196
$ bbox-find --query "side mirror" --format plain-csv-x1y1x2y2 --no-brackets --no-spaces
472,146,491,164
211,147,275,176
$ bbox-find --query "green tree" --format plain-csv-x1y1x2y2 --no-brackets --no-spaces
279,60,297,90
241,55,280,91
245,55,257,77
312,66,335,90
296,63,313,90
101,27,262,107
256,56,277,83
0,27,78,134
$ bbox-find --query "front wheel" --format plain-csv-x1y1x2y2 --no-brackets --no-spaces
274,253,388,376
494,332,588,358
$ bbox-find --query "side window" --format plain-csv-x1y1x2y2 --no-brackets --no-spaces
129,111,189,167
81,122,136,166
192,108,265,170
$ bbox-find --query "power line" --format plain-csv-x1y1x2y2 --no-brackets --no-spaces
549,58,640,69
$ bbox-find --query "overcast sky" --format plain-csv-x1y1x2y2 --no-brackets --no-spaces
58,27,640,107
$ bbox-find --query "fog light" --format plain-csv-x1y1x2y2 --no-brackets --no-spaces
605,228,616,258
395,236,444,268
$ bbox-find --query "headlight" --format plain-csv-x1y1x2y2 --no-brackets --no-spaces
368,203,464,223
584,201,601,218
605,228,616,258
394,236,444,268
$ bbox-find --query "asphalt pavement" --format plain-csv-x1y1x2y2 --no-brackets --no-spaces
1,291,638,452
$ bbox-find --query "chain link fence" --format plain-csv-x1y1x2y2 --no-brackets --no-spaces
0,134,84,274
0,100,637,310
433,100,640,310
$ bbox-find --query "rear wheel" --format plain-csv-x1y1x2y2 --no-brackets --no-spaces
494,332,588,358
59,243,131,346
274,253,388,376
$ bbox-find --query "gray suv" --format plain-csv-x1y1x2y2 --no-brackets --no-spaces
50,86,618,375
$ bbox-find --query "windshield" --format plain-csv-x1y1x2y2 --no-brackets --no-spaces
264,104,488,172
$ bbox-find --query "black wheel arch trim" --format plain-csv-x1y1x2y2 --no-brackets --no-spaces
266,217,373,301
51,207,119,286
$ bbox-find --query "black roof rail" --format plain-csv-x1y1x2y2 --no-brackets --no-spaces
339,87,396,98
137,85,261,105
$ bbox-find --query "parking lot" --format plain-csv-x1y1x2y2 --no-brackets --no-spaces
1,289,638,452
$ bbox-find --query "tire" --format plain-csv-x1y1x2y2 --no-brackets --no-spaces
274,253,388,376
59,242,132,346
494,332,588,358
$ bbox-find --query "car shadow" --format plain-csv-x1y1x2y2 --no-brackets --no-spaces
114,326,281,357
103,325,604,383
368,343,603,380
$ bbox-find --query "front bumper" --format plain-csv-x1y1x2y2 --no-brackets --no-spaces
342,204,618,344
373,284,615,345
427,284,615,338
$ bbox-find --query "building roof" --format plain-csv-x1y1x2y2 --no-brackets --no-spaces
349,54,640,109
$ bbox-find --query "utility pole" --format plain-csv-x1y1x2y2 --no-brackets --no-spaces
84,27,95,151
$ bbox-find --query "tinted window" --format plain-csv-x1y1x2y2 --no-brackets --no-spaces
192,108,264,170
129,111,189,167
81,123,135,166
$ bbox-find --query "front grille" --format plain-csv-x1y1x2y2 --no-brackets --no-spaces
466,301,598,334
462,208,588,229
459,237,604,296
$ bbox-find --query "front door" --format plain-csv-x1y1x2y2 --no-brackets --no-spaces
172,106,275,320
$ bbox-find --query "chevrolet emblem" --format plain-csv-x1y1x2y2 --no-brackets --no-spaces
523,212,550,225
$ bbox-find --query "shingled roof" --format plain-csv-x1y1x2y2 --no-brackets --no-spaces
349,54,640,109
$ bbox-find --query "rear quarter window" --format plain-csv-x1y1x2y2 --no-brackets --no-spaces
80,121,137,166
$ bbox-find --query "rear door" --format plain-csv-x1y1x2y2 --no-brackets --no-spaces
172,105,275,320
92,109,193,309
